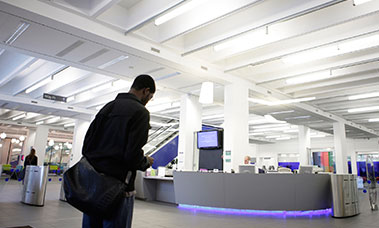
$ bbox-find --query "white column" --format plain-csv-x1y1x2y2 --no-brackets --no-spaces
224,82,249,172
24,128,36,154
298,125,311,166
350,152,358,175
178,94,202,171
333,122,348,174
69,119,91,167
33,126,49,166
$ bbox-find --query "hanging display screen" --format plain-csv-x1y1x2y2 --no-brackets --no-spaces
197,130,222,149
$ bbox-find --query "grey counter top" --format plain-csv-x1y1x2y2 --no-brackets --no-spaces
173,171,332,211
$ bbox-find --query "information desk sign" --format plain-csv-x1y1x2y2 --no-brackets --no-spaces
43,93,67,102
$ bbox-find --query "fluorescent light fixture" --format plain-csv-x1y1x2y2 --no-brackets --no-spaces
112,79,132,89
252,126,291,132
0,132,6,139
203,114,224,120
268,110,295,115
286,71,331,85
282,46,338,65
12,113,26,120
348,106,379,113
5,22,30,45
155,0,203,26
368,118,379,122
276,137,291,140
148,102,180,113
311,134,326,138
12,113,27,120
67,96,75,102
98,56,129,69
25,76,52,93
214,28,268,52
282,34,379,65
36,121,44,125
0,49,5,56
353,0,373,5
248,97,315,106
275,97,316,105
25,112,40,119
161,108,181,114
248,98,273,106
64,122,75,128
249,132,264,136
48,116,61,123
348,92,379,100
150,121,173,127
252,123,289,129
265,135,282,139
91,82,112,93
199,82,214,104
283,129,299,133
19,136,25,141
285,115,311,120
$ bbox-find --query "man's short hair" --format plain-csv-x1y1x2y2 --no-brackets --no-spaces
131,74,156,93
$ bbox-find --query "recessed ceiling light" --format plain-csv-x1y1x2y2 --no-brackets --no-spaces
353,0,373,6
348,106,379,113
154,0,204,26
348,92,379,100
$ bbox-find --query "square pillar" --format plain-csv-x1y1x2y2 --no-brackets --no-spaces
178,94,202,171
298,125,311,166
69,119,90,167
333,122,348,174
224,82,249,172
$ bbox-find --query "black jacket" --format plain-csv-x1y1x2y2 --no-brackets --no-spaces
82,93,150,191
24,155,37,167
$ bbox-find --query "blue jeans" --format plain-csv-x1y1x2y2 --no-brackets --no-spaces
82,196,134,228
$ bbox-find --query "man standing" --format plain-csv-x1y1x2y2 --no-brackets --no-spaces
82,74,155,228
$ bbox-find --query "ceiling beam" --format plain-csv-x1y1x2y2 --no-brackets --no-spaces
224,10,379,74
0,51,36,86
155,0,262,43
0,94,96,120
5,62,64,96
0,119,67,131
2,0,378,137
182,0,344,56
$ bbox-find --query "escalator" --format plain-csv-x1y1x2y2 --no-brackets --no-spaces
143,119,179,169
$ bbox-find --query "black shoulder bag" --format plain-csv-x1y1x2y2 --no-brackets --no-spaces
63,156,126,219
63,103,126,219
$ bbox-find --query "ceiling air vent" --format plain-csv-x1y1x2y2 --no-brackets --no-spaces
201,66,208,71
151,47,160,53
56,40,84,57
80,48,109,63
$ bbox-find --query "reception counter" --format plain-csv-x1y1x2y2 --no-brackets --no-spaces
173,171,332,211
135,171,175,204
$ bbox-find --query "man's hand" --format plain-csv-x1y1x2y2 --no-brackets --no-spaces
146,156,154,166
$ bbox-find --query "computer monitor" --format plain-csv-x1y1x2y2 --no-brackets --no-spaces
197,130,222,149
239,165,256,174
299,165,313,174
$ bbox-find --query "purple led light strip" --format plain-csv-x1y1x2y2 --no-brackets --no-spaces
178,204,332,217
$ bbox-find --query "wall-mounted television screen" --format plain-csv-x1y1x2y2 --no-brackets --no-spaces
197,130,222,149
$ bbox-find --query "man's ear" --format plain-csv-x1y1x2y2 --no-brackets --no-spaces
143,88,150,95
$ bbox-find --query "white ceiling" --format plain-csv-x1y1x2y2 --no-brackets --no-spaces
0,0,378,143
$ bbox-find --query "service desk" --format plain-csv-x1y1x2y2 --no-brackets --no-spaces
173,171,331,211
135,171,175,204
